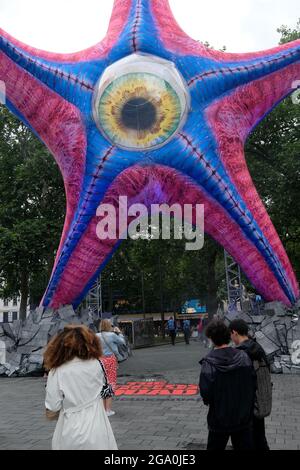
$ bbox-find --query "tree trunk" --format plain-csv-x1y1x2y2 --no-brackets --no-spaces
19,270,29,322
108,284,114,312
206,247,218,320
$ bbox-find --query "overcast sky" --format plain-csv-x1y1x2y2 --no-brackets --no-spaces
1,0,298,54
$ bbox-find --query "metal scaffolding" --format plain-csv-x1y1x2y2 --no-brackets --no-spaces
86,276,103,319
224,250,243,310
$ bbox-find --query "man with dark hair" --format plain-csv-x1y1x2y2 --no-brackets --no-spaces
199,320,256,450
230,319,271,451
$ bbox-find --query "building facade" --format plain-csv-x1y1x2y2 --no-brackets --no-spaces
0,297,21,323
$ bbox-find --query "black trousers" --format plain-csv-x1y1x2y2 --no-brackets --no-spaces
169,330,176,345
253,416,270,450
184,330,190,344
207,427,254,451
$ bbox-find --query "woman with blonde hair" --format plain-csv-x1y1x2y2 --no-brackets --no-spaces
97,319,126,417
44,324,117,450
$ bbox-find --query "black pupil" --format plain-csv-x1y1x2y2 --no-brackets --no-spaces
121,98,156,131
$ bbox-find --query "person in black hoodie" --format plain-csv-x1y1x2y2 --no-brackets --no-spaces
230,319,270,450
199,319,256,450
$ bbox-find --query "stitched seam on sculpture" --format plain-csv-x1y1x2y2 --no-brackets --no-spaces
63,146,115,243
1,39,94,92
131,0,142,52
179,132,248,218
187,50,299,87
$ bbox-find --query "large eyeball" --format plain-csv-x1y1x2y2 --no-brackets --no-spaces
93,54,190,151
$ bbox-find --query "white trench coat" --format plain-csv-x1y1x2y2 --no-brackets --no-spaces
45,357,118,450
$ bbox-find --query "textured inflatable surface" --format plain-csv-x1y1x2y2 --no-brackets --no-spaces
1,0,299,308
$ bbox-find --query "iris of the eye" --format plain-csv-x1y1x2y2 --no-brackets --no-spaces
121,98,157,131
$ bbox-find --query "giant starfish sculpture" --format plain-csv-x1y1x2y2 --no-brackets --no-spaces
1,0,299,309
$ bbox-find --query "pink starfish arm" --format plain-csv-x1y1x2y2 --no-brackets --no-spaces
206,63,300,299
0,51,87,263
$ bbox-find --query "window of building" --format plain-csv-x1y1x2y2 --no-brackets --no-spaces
13,297,18,306
3,299,9,307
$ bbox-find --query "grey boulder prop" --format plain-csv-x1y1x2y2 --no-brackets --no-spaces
0,306,98,377
224,300,300,374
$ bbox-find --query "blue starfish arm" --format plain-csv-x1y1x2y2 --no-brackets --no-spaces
184,40,300,106
0,1,139,108
0,28,108,108
107,0,169,60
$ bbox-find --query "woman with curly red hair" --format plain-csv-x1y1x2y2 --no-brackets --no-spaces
44,325,117,450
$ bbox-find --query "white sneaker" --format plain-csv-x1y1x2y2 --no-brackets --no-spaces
106,410,116,417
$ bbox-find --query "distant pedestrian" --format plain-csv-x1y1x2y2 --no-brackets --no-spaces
96,319,127,417
182,319,191,345
254,294,263,314
230,319,271,451
197,318,204,341
44,325,117,450
167,317,177,346
199,316,210,347
199,320,256,450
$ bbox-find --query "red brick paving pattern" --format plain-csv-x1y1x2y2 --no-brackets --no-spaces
115,381,199,396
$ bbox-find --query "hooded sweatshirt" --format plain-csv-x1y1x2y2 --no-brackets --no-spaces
199,347,256,433
237,338,270,370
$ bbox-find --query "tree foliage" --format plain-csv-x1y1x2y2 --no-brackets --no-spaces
0,107,65,318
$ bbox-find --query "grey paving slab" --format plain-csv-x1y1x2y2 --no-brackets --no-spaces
0,340,299,450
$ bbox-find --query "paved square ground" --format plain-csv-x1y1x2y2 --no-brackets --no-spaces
0,341,299,450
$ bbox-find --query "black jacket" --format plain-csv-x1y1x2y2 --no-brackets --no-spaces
199,347,256,433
